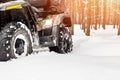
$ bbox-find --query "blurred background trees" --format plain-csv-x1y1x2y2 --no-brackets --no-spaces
65,0,120,36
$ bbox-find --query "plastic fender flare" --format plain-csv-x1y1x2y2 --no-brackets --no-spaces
62,16,72,27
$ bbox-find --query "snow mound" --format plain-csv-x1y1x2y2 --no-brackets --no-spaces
73,25,120,56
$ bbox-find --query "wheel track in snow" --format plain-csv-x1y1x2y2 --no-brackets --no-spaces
72,36,90,54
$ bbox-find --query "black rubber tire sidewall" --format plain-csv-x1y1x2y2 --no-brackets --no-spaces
49,27,73,54
10,28,32,58
0,22,33,61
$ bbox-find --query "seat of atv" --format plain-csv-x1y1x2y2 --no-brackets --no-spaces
31,6,49,18
31,5,65,18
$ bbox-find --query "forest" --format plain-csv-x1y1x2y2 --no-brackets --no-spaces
65,0,120,36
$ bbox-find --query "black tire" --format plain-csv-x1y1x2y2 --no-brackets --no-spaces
0,22,33,61
49,27,73,54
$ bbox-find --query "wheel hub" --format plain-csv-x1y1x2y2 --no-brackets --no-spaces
15,39,25,55
13,34,28,57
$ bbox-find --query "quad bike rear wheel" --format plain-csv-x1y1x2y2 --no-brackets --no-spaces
49,27,73,54
0,22,33,61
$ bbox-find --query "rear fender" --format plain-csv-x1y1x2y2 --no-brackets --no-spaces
63,16,72,27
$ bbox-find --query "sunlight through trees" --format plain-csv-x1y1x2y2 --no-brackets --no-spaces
65,0,120,35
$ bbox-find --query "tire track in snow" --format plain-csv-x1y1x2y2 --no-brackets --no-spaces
72,36,90,54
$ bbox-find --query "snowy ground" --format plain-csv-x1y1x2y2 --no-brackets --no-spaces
0,25,120,80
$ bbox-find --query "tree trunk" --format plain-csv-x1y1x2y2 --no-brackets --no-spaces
85,0,91,36
102,0,106,29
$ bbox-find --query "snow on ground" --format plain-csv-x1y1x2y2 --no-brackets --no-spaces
0,25,120,80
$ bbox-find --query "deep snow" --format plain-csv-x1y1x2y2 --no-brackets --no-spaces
0,25,120,80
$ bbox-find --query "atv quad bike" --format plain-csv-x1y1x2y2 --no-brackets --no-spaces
0,0,73,61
